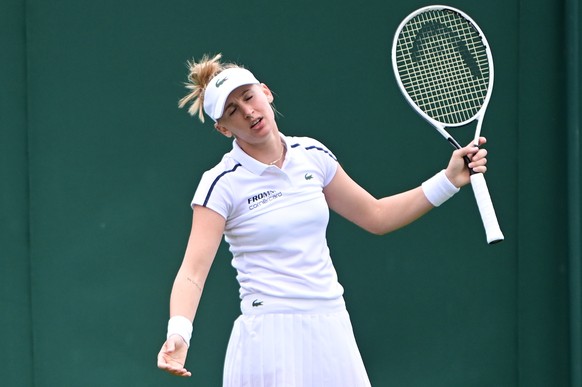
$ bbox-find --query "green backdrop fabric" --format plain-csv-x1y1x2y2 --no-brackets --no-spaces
0,0,576,386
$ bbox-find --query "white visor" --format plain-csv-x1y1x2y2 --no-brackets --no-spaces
203,68,260,121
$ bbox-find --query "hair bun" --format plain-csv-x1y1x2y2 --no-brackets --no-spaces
178,53,224,123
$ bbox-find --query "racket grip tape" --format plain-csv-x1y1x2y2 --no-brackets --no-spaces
470,173,504,244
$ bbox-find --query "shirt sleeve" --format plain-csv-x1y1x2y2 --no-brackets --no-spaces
303,137,339,187
191,168,233,220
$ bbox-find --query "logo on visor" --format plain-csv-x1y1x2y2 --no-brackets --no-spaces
215,76,228,88
252,299,263,307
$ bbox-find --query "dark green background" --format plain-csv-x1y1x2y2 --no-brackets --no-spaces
1,0,579,386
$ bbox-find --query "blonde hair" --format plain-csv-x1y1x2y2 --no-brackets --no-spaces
178,53,240,123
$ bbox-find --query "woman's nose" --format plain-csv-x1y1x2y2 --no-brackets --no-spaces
242,104,254,118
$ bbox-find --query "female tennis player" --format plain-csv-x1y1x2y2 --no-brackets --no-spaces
156,53,489,386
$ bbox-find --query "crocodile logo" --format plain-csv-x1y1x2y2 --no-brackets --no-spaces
215,76,228,87
252,299,263,307
304,173,313,180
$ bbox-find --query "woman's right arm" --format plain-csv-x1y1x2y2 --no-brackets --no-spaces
157,205,226,377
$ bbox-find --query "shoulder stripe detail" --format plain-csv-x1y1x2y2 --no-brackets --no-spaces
305,145,337,161
203,164,241,207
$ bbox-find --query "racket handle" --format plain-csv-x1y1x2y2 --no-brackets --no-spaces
470,173,504,244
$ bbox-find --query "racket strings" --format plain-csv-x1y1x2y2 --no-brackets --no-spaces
395,9,491,124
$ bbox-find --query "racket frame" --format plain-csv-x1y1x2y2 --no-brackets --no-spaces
391,5,494,147
391,5,504,244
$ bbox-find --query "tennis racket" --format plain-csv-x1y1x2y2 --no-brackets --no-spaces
391,5,504,244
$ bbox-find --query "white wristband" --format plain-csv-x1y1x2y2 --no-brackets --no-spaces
167,315,193,347
421,170,460,207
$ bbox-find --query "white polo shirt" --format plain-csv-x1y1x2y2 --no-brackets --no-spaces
192,133,344,301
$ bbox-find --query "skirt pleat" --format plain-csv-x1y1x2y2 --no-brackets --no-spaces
222,296,371,387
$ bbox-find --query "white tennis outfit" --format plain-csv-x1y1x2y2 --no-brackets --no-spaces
192,134,371,387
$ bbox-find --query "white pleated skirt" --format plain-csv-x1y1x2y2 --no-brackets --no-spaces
223,295,371,387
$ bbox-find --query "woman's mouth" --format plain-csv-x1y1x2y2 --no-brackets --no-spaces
251,117,263,129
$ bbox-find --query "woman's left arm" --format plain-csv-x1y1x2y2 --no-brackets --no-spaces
323,137,488,235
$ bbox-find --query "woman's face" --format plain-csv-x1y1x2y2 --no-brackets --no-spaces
215,83,277,146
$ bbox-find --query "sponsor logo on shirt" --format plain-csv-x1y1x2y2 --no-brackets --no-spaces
247,190,283,210
252,299,263,307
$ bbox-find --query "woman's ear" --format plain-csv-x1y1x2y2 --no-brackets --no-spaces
215,123,233,138
261,83,274,103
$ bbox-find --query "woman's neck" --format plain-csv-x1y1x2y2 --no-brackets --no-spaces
236,133,286,167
